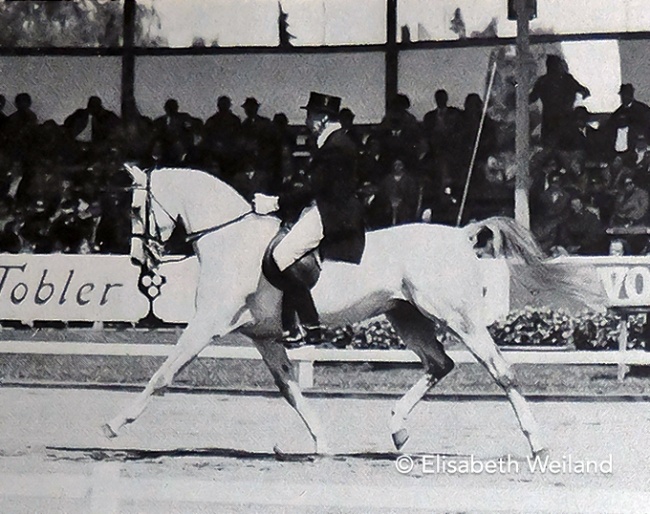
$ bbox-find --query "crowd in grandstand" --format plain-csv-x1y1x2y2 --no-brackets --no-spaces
1,54,650,256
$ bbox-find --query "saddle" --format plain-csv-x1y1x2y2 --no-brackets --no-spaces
262,227,321,291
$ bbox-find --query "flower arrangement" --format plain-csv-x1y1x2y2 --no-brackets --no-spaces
572,311,645,351
321,309,647,351
487,307,573,347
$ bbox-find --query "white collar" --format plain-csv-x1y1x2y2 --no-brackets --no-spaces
316,122,342,148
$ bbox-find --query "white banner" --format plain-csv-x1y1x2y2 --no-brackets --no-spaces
0,255,149,322
1,254,648,324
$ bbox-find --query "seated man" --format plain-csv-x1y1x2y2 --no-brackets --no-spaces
254,92,365,346
611,175,649,227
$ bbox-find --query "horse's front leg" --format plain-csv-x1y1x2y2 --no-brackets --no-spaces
103,314,223,437
254,339,329,455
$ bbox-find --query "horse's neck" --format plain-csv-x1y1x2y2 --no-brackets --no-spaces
193,214,280,267
156,168,252,234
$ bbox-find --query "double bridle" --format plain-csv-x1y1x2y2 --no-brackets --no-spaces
131,169,254,270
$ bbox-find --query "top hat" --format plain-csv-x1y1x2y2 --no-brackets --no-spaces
619,83,634,95
241,97,260,109
301,92,341,117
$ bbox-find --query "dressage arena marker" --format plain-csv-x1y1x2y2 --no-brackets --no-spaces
1,339,650,386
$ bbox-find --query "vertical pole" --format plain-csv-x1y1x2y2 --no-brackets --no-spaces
121,0,136,119
617,316,628,382
514,0,532,228
385,0,398,111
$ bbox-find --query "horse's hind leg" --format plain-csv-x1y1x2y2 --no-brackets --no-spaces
254,339,329,454
385,302,455,450
405,279,546,458
103,315,217,437
459,325,547,458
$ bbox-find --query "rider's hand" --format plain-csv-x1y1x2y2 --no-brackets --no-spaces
253,193,279,215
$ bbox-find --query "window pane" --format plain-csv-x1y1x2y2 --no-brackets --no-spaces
399,0,650,42
0,56,122,122
140,0,386,47
135,53,385,123
0,0,126,47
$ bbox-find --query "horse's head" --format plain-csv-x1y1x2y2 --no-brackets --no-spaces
125,164,177,273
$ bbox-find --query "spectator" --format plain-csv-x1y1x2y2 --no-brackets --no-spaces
532,172,571,253
373,158,420,227
240,97,277,178
204,95,242,176
64,96,120,158
610,175,649,227
119,101,155,164
609,238,630,256
377,93,420,163
6,93,38,161
0,218,22,253
37,120,73,164
338,107,363,151
529,55,590,146
603,84,650,159
556,107,600,188
459,93,497,164
49,199,97,253
152,99,195,166
423,89,463,157
557,194,606,255
271,113,296,190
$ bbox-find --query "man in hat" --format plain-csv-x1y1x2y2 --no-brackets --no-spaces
254,92,365,345
604,83,650,158
240,97,277,177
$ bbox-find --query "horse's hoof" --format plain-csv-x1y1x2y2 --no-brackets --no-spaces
101,423,118,439
532,447,550,460
392,429,409,451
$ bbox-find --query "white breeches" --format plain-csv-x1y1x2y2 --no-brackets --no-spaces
273,204,324,272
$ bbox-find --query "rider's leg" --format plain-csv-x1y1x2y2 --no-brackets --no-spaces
272,204,323,272
273,205,324,343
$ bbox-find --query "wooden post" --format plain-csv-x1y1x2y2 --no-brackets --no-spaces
385,0,398,111
121,0,136,119
514,0,532,229
617,316,629,382
297,360,315,389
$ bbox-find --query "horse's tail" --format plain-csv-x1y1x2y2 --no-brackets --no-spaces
465,216,545,265
466,217,608,313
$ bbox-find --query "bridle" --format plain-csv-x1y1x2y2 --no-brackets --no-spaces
131,168,254,271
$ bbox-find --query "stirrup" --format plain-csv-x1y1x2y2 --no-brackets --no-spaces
304,325,324,346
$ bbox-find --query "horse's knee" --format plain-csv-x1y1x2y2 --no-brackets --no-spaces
435,354,455,380
426,353,455,381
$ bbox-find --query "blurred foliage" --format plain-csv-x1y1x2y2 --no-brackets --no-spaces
323,308,648,351
0,0,166,47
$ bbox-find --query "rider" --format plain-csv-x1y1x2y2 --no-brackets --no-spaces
254,92,366,345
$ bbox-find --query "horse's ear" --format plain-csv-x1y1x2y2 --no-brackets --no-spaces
124,163,147,187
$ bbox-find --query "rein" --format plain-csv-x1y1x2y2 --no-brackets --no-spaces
136,169,256,267
185,210,255,243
